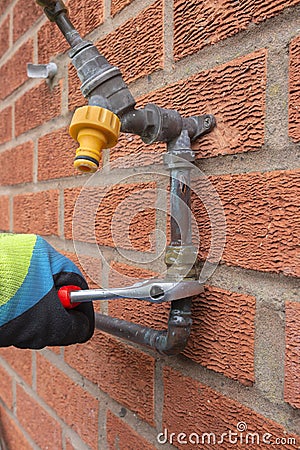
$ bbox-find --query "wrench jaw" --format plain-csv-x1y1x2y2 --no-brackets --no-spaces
69,279,204,305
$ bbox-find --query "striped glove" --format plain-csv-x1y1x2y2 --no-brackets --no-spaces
0,234,94,349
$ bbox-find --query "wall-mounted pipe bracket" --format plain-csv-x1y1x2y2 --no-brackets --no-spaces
27,62,57,80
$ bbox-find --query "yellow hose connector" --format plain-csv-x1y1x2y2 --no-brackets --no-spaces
69,105,121,173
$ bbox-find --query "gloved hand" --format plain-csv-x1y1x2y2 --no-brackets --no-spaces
0,234,94,349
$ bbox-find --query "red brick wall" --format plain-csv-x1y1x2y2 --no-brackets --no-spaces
0,0,299,449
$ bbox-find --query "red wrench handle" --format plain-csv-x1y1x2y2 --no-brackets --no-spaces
57,285,81,309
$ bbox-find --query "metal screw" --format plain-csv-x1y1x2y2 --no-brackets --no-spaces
204,116,212,129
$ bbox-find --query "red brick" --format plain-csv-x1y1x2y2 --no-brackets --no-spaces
289,35,300,141
107,411,155,450
108,261,169,331
68,0,104,37
36,354,99,449
0,106,12,145
111,0,134,16
0,347,32,385
64,183,156,251
0,39,33,100
109,134,164,167
38,21,68,65
0,16,9,59
13,0,41,42
0,405,33,450
0,1,11,16
0,365,13,409
174,0,300,61
0,196,10,231
163,367,299,449
184,286,255,385
65,330,155,425
193,169,300,277
38,128,78,181
0,142,34,186
13,190,59,235
97,1,163,84
285,302,300,408
16,384,62,449
15,81,62,136
111,50,266,162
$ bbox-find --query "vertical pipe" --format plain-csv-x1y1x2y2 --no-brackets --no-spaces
169,168,192,246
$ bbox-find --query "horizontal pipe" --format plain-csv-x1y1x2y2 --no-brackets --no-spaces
95,314,163,348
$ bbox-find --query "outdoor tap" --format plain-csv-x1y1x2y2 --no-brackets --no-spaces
36,0,216,173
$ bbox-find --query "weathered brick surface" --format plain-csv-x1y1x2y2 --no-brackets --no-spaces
0,142,33,186
38,128,77,181
111,51,267,162
285,301,300,408
15,82,62,136
65,330,155,425
97,1,163,84
109,134,164,167
13,190,59,235
16,384,62,450
193,169,300,277
184,286,255,385
0,365,13,409
0,196,10,231
38,21,68,64
174,0,300,61
0,0,11,17
106,411,155,450
0,39,33,100
163,367,299,449
0,16,9,59
36,354,99,449
13,0,41,42
289,35,300,141
0,106,12,145
68,0,104,37
0,348,32,386
64,183,156,251
111,0,134,16
0,406,32,450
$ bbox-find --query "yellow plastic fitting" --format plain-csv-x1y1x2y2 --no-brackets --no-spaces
69,105,121,173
